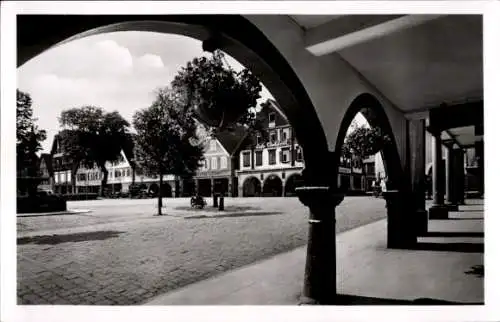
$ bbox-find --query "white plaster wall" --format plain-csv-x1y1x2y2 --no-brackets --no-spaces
246,15,408,168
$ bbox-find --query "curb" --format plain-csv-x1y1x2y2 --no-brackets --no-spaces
17,209,92,218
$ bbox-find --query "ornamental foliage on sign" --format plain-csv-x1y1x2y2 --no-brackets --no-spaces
171,50,263,133
341,124,391,161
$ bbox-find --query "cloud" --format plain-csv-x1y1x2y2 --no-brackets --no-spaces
137,54,164,70
23,38,134,79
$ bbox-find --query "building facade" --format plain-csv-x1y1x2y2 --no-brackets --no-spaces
236,100,305,197
191,127,246,197
74,150,177,196
51,133,74,194
37,153,54,192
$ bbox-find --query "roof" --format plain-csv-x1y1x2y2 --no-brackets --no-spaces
40,153,54,175
259,99,290,127
214,125,249,156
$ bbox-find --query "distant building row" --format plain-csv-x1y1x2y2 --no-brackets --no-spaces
37,101,382,197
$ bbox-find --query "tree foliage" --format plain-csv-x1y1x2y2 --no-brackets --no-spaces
16,89,46,183
171,50,262,132
58,106,133,195
341,124,391,161
133,88,205,215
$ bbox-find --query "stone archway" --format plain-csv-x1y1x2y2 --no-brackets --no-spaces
263,174,283,197
16,15,340,305
284,173,302,197
242,176,261,197
17,15,332,177
334,93,418,253
333,93,405,193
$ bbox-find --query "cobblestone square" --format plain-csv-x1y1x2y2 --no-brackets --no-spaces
17,196,386,305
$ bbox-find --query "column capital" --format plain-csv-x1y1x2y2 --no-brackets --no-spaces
296,186,344,217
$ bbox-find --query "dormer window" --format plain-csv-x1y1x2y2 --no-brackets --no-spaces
269,112,276,128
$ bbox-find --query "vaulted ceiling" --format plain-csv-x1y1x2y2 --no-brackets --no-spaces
289,14,483,147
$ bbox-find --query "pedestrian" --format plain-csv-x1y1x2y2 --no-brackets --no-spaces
380,178,387,193
425,175,433,200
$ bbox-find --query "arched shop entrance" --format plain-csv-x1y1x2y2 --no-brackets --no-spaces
242,177,261,197
262,174,283,197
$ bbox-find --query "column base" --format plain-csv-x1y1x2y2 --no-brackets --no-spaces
298,295,321,305
446,203,459,211
429,205,449,219
415,209,428,235
383,190,418,249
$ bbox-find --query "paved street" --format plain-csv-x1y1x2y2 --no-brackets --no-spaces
17,196,387,305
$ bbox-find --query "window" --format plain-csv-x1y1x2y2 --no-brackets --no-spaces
204,159,209,170
281,129,288,142
268,149,276,165
281,148,290,163
243,152,251,167
210,140,217,151
211,157,218,170
270,131,277,143
269,112,276,124
126,169,131,177
296,147,303,162
255,150,263,166
365,163,375,176
220,156,228,169
115,170,120,177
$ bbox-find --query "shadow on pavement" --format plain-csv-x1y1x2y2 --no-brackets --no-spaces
17,230,125,245
423,232,484,237
465,265,484,278
413,242,483,253
185,212,283,219
334,294,483,305
175,206,259,213
435,217,483,221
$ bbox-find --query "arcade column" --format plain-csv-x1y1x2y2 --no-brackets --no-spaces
296,151,343,305
429,131,449,219
476,141,484,198
454,149,466,205
445,147,459,211
238,184,243,198
408,118,428,234
297,185,344,304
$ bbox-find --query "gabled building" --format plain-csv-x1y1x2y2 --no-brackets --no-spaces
236,100,305,197
190,126,247,197
38,153,54,192
50,132,74,194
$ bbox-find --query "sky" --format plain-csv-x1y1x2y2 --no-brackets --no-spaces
17,31,366,153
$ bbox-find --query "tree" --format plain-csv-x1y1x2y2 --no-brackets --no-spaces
341,124,391,163
17,89,46,196
171,50,263,133
133,88,205,216
58,106,133,196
